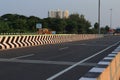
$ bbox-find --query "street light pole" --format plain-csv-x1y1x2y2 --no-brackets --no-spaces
98,0,101,34
110,9,112,29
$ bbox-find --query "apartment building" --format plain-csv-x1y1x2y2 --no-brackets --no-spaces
48,9,69,19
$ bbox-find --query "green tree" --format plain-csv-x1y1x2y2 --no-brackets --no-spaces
0,13,95,34
0,21,9,33
94,22,99,29
105,25,110,33
93,22,99,33
66,20,78,34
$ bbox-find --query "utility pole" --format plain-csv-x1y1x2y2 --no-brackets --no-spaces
110,9,112,29
98,0,101,34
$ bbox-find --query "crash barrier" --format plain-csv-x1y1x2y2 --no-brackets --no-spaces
0,34,103,50
80,45,120,80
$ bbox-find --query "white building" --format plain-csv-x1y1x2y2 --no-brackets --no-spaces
48,9,69,19
63,10,69,19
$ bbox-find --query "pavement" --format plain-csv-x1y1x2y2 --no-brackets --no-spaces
0,35,120,80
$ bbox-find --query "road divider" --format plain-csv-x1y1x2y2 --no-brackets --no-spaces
0,34,103,50
80,44,120,80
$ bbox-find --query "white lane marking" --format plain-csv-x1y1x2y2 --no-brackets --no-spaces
79,77,96,80
0,58,97,66
59,47,69,51
66,43,108,46
10,54,34,60
47,40,120,80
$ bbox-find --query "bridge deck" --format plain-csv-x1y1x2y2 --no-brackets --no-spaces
0,36,120,80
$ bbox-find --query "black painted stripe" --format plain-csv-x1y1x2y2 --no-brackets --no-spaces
38,36,42,44
28,36,32,46
34,36,38,45
15,36,21,47
84,72,101,78
20,36,25,46
6,37,12,48
31,36,35,45
36,36,39,45
0,37,7,49
24,36,29,46
11,37,16,47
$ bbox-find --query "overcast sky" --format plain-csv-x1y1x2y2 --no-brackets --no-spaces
0,0,119,28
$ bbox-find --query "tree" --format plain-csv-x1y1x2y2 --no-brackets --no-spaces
93,22,99,34
94,22,99,29
0,13,95,34
0,21,9,33
105,25,110,33
66,20,77,34
27,16,41,32
69,14,80,21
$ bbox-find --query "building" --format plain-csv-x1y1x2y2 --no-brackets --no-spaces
48,10,56,18
63,10,69,18
48,9,69,19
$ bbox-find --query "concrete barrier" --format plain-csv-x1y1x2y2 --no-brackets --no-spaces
97,52,120,80
0,34,103,50
80,45,120,80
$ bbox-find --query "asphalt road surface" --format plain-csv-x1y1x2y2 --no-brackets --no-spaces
0,35,120,80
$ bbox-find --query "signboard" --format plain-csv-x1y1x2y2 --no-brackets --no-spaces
36,23,42,29
51,31,56,34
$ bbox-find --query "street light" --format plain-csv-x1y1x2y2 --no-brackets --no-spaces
110,9,112,29
98,0,101,34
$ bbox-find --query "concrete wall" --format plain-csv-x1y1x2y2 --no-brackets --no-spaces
0,34,103,50
80,45,120,80
97,52,120,80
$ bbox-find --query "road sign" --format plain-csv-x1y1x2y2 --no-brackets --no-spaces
36,23,42,29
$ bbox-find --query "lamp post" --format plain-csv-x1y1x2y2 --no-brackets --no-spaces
98,0,101,34
110,9,112,29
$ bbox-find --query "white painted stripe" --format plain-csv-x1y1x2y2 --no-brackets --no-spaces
65,43,108,46
10,54,34,60
116,47,120,49
21,36,27,46
59,47,69,51
29,36,34,45
108,54,116,57
0,37,5,49
104,57,114,60
33,36,37,45
17,36,23,47
79,77,96,80
114,49,120,52
46,40,120,80
13,36,19,48
25,36,31,46
3,36,10,49
112,51,118,53
0,58,97,66
98,61,110,65
89,67,105,72
8,37,15,48
36,36,39,45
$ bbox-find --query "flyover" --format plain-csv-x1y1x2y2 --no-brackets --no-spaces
0,35,120,80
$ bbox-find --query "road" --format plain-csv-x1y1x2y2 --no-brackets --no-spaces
0,36,120,80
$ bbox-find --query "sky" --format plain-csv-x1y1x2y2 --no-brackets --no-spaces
0,0,120,28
